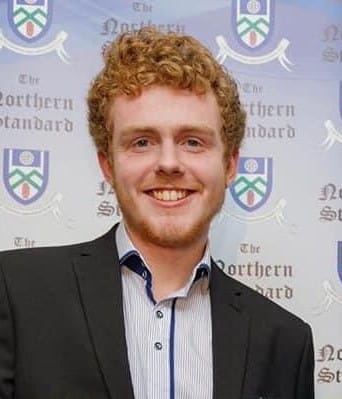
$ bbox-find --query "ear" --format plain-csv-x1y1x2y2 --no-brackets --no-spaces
225,150,239,188
97,151,113,184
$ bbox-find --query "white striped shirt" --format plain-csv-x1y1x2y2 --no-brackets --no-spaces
116,222,213,399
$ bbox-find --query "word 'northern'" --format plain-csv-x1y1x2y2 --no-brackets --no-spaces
317,344,342,362
101,18,185,36
96,180,114,197
216,260,293,279
243,101,295,118
322,24,342,42
319,183,342,201
0,91,73,112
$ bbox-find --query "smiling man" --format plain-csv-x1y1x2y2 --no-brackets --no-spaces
98,85,237,302
0,28,314,398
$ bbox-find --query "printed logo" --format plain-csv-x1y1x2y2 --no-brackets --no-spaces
8,0,52,43
338,241,342,284
0,0,69,63
3,148,49,205
220,156,293,229
313,243,342,315
0,149,72,226
230,157,272,212
216,0,293,71
321,82,342,150
232,0,274,50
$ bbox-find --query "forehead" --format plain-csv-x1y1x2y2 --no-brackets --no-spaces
108,86,222,133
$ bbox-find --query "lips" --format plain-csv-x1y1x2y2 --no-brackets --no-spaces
147,189,191,202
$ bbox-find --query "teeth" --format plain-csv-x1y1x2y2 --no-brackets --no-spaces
170,190,177,201
152,190,187,201
177,191,186,200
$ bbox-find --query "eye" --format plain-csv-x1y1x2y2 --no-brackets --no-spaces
134,138,149,147
186,138,201,147
182,137,204,152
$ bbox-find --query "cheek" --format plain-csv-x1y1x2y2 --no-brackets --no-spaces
197,160,227,181
122,148,159,165
113,156,148,184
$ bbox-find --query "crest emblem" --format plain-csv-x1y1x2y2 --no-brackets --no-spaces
338,242,342,284
232,0,274,50
8,0,53,42
3,148,49,205
230,157,273,212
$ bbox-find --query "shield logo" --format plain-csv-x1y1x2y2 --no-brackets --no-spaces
8,0,53,43
338,242,342,284
232,0,274,50
3,148,49,205
229,157,273,212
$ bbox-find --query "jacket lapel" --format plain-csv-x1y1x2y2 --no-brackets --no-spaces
72,227,134,399
210,263,250,399
71,228,249,399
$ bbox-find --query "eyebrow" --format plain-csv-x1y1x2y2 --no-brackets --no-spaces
119,124,216,138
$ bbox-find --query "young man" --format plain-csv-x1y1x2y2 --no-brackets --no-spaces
0,29,314,398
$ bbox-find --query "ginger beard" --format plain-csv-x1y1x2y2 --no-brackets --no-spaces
112,173,228,249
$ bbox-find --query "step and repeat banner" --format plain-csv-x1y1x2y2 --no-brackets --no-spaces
0,0,341,397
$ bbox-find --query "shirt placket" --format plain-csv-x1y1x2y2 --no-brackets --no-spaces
146,299,172,399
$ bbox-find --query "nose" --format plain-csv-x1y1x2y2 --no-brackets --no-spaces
154,140,184,176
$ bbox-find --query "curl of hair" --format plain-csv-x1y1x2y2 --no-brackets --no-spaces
87,28,246,160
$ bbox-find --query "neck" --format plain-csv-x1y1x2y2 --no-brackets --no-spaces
124,226,208,302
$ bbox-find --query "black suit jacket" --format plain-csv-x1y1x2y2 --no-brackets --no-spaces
0,226,314,399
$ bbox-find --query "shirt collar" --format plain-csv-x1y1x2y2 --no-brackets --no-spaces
116,221,211,289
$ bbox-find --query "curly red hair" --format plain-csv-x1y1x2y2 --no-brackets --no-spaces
87,28,245,161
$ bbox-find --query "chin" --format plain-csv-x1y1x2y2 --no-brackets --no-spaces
134,219,209,249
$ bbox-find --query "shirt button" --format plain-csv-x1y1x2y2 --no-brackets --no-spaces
156,310,163,319
141,270,147,279
154,342,163,350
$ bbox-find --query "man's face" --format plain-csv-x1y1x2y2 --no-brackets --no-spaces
99,86,238,249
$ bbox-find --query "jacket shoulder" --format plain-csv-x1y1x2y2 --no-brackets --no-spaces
212,261,310,330
0,226,116,273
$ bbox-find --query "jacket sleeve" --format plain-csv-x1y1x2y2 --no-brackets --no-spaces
296,323,315,399
0,265,15,398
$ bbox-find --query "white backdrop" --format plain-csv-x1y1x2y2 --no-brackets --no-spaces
0,1,341,397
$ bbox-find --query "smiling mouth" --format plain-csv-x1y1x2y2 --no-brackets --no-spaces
148,189,191,202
